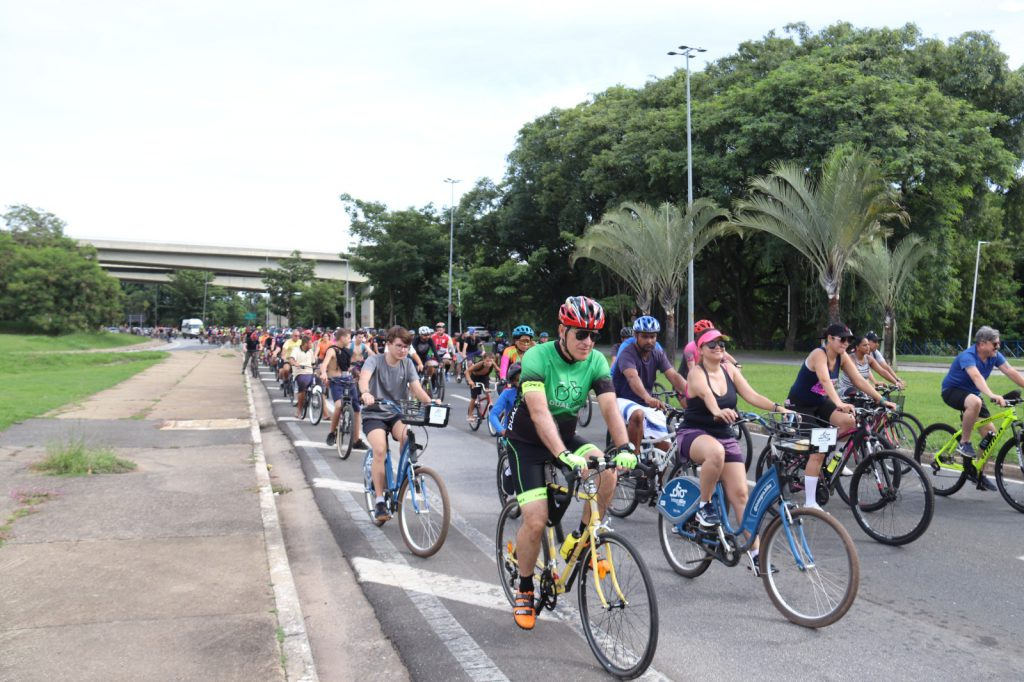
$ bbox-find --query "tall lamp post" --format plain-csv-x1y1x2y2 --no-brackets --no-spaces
967,240,990,347
443,177,460,333
202,271,210,323
668,44,705,344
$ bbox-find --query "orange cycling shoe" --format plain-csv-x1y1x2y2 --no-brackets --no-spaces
513,590,536,630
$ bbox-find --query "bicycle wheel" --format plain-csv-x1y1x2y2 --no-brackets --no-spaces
336,404,354,460
883,417,918,452
578,394,593,427
759,506,859,628
397,465,450,557
486,405,498,437
495,500,544,606
731,422,753,471
657,513,712,578
915,423,968,496
608,468,641,518
901,411,925,443
470,397,486,432
994,438,1024,513
849,450,934,546
435,370,446,400
308,390,323,425
455,360,464,383
577,531,658,679
289,380,298,406
496,449,515,507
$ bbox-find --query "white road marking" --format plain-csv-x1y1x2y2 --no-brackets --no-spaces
1018,555,1024,562
352,557,507,611
289,426,509,682
272,399,291,403
293,440,334,450
312,477,364,493
450,394,469,402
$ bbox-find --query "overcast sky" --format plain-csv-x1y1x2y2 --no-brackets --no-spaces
2,1,1023,254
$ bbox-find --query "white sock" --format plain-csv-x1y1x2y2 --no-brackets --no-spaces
804,476,819,508
375,496,385,505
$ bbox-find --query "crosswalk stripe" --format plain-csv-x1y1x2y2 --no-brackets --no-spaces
312,477,364,493
293,440,333,449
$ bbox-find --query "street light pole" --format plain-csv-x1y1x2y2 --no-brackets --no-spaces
443,177,460,333
202,271,209,323
967,240,990,347
668,45,706,344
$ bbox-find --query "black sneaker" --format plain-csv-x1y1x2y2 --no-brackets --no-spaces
695,503,721,528
352,439,369,452
978,473,997,491
374,502,391,526
326,430,337,447
748,552,778,577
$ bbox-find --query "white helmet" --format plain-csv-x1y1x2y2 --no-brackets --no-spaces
418,326,432,335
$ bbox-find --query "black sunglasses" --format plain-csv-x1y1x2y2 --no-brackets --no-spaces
703,339,727,350
573,329,600,342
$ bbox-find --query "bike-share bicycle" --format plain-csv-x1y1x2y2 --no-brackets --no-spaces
496,449,659,679
659,412,859,628
326,372,359,460
362,399,452,556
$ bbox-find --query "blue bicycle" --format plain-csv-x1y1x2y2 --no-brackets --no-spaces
657,413,860,628
362,400,452,557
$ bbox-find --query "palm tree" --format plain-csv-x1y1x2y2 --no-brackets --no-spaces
852,235,931,363
732,147,909,323
572,199,730,361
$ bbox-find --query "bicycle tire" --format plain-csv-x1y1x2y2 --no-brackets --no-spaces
883,417,918,452
914,423,968,495
496,449,515,507
849,449,934,545
336,404,354,460
608,469,641,518
289,380,298,406
398,465,450,557
900,411,925,443
657,513,712,578
486,404,498,437
470,397,486,432
577,531,659,679
578,394,593,427
308,390,323,425
994,438,1024,513
495,500,546,607
760,506,859,628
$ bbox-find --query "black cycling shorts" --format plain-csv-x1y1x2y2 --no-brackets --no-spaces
505,435,600,507
786,399,839,426
941,388,989,419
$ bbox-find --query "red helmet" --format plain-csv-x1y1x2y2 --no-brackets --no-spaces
694,319,715,335
558,296,605,330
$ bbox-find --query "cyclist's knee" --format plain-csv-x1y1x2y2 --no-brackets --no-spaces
964,394,983,412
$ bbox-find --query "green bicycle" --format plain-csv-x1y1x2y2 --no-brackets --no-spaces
915,390,1024,512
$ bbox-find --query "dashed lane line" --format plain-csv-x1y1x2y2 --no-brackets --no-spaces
351,557,507,612
292,440,334,450
286,423,509,682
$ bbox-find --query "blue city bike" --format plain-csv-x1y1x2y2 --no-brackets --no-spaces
362,399,452,557
657,413,860,628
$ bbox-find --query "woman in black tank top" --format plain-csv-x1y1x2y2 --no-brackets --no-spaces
679,329,791,552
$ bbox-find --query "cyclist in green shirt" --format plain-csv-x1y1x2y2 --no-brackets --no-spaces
505,295,637,630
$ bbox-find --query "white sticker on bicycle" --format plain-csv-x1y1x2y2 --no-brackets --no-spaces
811,428,838,452
429,406,447,425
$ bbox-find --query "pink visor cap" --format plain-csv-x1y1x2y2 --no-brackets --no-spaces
697,329,727,347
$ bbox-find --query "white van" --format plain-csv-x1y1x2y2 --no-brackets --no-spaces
181,319,203,338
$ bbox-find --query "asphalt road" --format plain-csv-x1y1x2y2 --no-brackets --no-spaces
191,341,1022,681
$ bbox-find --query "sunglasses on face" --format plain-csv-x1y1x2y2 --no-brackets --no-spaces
703,340,727,350
993,341,1002,349
573,329,600,342
516,336,534,343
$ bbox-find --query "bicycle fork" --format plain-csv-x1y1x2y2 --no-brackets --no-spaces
780,504,815,571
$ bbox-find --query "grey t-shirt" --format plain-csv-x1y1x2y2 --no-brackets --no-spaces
362,353,417,415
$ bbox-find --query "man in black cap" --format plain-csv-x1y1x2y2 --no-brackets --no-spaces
864,331,904,388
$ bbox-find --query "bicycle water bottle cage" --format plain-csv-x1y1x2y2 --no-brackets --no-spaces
657,476,700,522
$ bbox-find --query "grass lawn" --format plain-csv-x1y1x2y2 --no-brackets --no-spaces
0,332,167,431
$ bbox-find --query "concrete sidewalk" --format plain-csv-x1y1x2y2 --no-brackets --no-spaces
0,349,316,681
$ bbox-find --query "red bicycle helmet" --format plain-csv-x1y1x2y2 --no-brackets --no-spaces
558,296,606,330
693,319,715,336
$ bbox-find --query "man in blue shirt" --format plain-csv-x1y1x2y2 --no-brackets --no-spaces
612,316,688,453
941,325,1024,488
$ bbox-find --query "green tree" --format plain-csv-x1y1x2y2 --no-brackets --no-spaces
296,280,345,328
164,270,212,322
852,235,932,361
340,194,448,326
260,251,315,323
573,199,730,360
733,147,909,323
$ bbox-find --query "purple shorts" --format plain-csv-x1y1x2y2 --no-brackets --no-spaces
676,427,744,464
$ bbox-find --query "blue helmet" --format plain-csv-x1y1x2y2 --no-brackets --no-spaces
512,325,535,338
633,316,661,333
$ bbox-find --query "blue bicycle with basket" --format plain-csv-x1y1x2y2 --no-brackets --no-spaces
657,413,860,628
362,399,452,556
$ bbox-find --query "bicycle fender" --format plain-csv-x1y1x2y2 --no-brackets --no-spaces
657,476,701,522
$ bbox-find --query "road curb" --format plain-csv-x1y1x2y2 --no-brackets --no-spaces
245,373,319,682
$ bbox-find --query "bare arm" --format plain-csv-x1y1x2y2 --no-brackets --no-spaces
841,353,890,405
730,368,789,413
809,351,852,412
623,367,661,408
523,388,569,458
663,367,688,399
